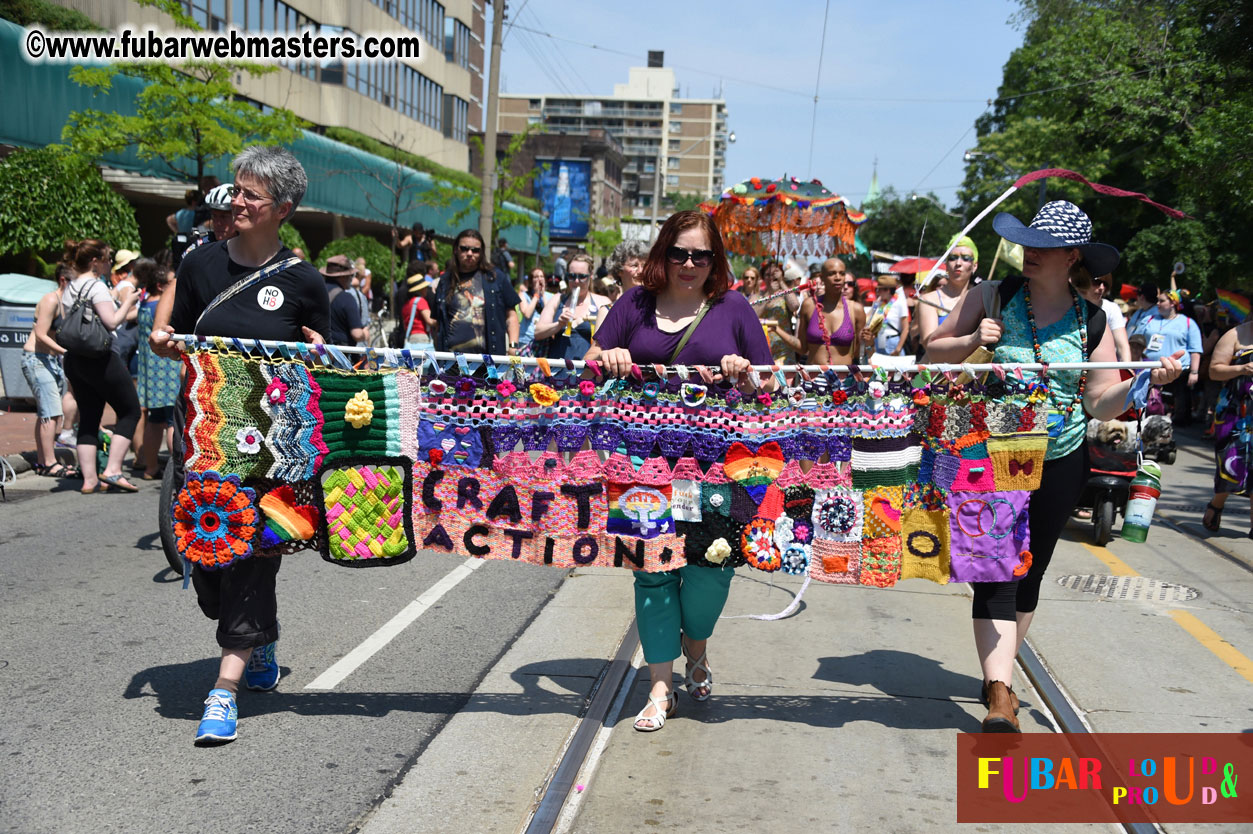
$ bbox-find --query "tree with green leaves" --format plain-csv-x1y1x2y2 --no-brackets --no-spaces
62,0,304,186
664,191,706,214
455,124,547,244
584,214,623,261
0,146,139,273
959,0,1253,294
858,188,963,263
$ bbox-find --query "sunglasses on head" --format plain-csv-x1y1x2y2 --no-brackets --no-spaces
458,244,482,254
665,246,714,267
947,253,975,263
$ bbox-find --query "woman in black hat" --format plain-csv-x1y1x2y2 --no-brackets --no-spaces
929,200,1183,732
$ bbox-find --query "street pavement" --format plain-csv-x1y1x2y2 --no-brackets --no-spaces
1,427,1250,833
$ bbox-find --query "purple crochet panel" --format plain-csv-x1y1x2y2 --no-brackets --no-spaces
826,434,852,461
521,424,550,452
691,431,726,463
623,427,658,458
491,424,522,455
657,428,691,458
589,422,622,452
552,421,590,452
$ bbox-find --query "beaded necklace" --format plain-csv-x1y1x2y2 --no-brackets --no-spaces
1023,281,1087,420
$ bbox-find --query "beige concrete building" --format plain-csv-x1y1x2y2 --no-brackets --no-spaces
497,63,729,214
51,0,485,172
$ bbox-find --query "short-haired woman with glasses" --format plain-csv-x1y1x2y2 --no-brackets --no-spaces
918,235,978,349
533,253,610,361
586,210,773,732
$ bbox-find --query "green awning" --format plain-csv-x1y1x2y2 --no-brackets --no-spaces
0,18,545,250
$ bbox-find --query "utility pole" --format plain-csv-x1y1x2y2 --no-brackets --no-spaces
478,0,506,244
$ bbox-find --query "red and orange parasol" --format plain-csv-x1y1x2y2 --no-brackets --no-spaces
708,176,867,259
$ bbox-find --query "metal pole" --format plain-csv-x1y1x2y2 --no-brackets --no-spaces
478,0,506,243
649,152,662,242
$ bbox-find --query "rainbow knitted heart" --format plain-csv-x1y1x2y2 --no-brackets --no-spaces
724,442,784,503
258,485,318,548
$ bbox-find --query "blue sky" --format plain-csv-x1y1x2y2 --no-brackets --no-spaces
490,0,1024,210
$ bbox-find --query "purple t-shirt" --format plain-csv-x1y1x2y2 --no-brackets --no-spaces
594,286,773,366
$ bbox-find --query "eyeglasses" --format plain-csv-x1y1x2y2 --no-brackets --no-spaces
947,254,975,263
567,272,591,280
458,245,482,254
228,184,273,205
665,246,714,267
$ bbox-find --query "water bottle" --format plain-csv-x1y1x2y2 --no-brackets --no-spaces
1121,460,1162,543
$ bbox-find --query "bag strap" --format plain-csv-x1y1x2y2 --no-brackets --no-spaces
194,256,301,335
405,294,420,337
669,301,709,365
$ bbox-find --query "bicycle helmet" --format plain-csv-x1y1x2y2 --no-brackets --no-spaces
204,183,233,211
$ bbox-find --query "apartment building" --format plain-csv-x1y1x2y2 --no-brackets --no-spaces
51,0,485,172
497,60,729,214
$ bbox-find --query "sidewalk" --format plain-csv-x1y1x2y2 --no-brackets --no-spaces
0,397,116,475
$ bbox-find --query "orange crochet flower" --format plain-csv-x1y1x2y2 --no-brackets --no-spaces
529,383,559,407
172,471,259,569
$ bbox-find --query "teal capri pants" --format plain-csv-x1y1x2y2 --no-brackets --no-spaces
634,564,735,664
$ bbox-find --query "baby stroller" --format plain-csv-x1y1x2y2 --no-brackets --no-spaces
1077,417,1141,545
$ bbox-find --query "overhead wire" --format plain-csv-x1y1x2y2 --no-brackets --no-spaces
807,0,831,178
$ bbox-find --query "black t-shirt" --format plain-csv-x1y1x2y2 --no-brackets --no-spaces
170,239,330,342
325,280,364,346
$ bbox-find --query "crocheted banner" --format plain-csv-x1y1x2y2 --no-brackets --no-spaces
173,351,1047,587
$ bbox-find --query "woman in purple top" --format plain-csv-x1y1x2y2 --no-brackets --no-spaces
588,210,773,732
795,257,865,366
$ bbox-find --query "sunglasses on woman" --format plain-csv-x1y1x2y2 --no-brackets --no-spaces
947,253,975,263
665,246,714,267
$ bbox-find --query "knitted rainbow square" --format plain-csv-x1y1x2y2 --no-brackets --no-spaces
988,432,1049,491
900,507,950,585
809,540,861,585
319,460,414,566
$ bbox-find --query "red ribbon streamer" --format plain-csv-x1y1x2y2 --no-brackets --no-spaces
1011,168,1188,219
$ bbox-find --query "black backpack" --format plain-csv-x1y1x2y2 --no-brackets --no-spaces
56,282,113,358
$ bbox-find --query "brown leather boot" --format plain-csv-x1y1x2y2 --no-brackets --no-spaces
981,680,1021,733
981,679,1020,715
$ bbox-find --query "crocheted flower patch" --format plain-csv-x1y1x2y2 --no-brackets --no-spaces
171,471,259,570
741,518,781,571
264,377,288,406
320,461,415,567
236,426,263,455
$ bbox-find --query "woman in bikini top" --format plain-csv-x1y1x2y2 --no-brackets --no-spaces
796,257,865,366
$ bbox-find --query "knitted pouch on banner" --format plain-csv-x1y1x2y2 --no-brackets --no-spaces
859,536,902,588
987,432,1049,491
809,539,861,584
899,506,950,585
319,459,415,567
947,490,1032,583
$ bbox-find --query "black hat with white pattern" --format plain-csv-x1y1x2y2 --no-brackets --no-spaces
992,200,1120,276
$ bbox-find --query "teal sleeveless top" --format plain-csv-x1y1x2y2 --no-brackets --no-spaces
993,291,1086,460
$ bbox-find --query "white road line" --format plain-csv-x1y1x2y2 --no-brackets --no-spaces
305,558,486,690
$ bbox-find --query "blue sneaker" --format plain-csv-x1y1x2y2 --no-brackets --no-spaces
194,688,237,745
243,641,280,691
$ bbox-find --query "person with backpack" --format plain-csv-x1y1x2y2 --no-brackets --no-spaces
320,254,367,346
57,239,141,494
928,201,1182,733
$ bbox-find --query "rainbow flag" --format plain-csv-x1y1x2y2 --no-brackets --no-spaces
1216,289,1251,321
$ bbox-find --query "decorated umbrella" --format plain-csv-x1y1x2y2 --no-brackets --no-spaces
710,176,868,259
